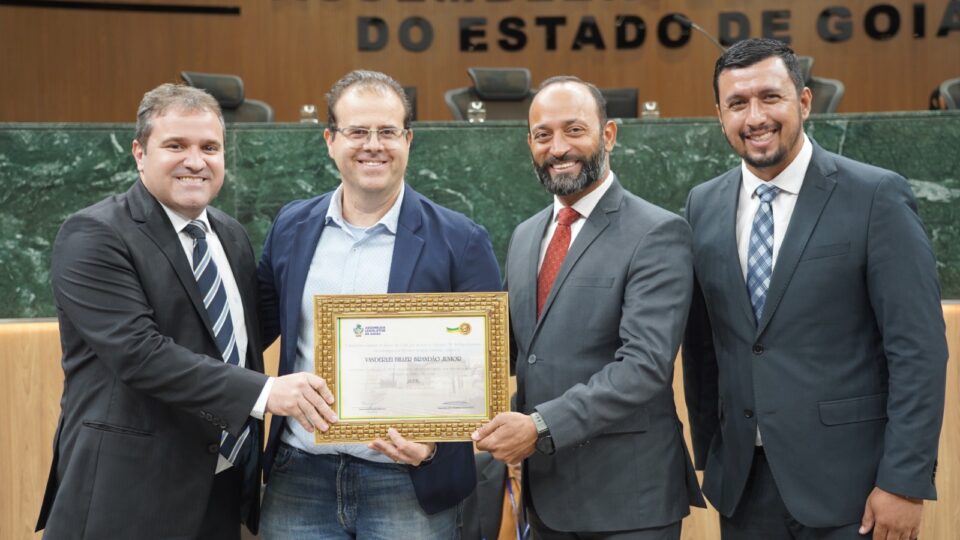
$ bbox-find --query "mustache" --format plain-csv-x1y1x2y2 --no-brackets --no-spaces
542,152,588,166
741,123,781,137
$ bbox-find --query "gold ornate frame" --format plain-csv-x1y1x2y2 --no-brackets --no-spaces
313,292,510,443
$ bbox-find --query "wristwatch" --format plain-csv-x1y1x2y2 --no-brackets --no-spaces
530,412,555,455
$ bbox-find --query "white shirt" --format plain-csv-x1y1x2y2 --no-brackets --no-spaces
736,135,813,281
161,204,272,472
538,170,615,271
734,135,813,445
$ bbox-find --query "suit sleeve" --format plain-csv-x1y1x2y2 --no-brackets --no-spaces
866,174,947,500
536,215,694,450
51,214,267,435
452,222,503,293
681,190,720,470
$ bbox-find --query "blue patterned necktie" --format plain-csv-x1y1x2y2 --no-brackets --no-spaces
746,184,780,325
183,220,250,465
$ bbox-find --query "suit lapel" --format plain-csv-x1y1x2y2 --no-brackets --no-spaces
388,186,425,293
534,180,618,331
717,171,757,328
756,146,837,335
209,212,263,372
515,207,551,351
281,196,332,373
128,181,213,339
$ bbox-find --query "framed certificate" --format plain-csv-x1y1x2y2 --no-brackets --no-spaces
313,292,510,443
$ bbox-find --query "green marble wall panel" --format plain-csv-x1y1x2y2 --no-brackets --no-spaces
2,111,958,318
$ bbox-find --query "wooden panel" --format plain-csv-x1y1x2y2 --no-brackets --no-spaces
0,321,61,540
2,304,958,538
0,0,957,123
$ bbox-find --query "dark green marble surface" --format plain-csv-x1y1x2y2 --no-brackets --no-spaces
2,112,958,318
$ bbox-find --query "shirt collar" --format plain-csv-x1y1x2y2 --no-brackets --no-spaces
159,203,211,235
326,182,404,235
740,134,812,198
551,169,614,222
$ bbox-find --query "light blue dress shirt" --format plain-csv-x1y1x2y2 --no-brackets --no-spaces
282,184,404,462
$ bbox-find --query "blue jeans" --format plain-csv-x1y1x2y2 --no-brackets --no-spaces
260,443,461,539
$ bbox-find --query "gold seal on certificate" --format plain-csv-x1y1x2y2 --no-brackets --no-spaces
313,292,510,443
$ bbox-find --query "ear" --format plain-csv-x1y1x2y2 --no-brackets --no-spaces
799,86,813,120
323,128,335,158
602,120,618,152
715,104,726,135
132,139,145,172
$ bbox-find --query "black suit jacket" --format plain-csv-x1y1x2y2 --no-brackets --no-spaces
461,452,517,540
683,142,948,527
36,180,268,538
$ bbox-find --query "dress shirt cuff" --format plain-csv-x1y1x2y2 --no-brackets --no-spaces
251,377,274,420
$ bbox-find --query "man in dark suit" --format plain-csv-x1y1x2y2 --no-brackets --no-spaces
473,76,703,539
256,70,502,538
461,453,527,540
36,84,334,539
683,39,948,539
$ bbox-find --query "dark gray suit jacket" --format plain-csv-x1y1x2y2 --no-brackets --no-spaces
683,142,948,527
460,452,516,540
37,180,268,538
507,178,704,532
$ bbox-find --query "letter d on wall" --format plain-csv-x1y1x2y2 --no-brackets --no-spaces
359,17,388,51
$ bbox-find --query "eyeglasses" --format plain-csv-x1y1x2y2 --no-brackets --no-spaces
334,126,409,145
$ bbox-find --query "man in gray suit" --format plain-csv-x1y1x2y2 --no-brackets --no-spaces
683,38,948,539
473,76,704,539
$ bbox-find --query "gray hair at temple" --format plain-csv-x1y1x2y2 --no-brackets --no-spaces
134,83,224,149
713,38,805,104
325,70,412,133
533,75,609,128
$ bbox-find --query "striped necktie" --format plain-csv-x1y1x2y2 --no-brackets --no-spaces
746,184,780,325
183,220,250,465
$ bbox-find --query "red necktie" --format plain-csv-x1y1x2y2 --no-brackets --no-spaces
537,207,580,318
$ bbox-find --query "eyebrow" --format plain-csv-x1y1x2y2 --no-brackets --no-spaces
158,136,223,146
531,119,586,131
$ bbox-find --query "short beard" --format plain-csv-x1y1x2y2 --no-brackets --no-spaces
742,145,788,170
533,143,606,197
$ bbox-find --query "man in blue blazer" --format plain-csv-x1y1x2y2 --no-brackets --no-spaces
683,39,948,539
256,70,502,539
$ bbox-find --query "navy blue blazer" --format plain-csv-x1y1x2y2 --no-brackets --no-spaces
257,184,502,514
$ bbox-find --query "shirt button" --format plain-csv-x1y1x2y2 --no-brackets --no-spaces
528,354,537,365
207,443,219,454
752,343,764,355
744,409,754,418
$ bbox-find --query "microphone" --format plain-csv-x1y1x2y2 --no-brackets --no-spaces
673,14,727,53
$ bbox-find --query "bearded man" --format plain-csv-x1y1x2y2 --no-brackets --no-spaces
473,76,705,540
683,38,946,540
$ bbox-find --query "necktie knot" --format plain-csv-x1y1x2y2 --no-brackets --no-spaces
755,184,780,204
183,220,207,240
557,207,580,226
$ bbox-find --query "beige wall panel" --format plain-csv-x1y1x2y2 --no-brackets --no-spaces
1,0,958,122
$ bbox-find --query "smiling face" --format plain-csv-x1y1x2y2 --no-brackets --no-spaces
132,107,225,219
716,56,812,181
324,85,411,208
527,82,617,204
